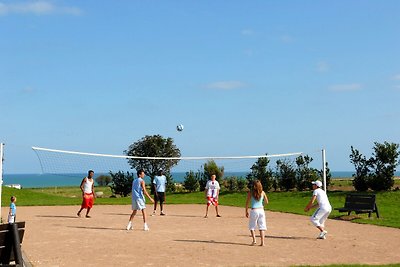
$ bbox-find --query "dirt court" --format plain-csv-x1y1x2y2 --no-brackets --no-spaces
7,204,400,267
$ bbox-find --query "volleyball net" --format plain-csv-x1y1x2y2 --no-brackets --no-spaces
32,146,304,178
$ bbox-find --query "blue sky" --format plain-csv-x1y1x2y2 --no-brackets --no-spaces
1,0,399,173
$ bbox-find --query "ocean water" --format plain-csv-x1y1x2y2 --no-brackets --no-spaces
0,171,367,188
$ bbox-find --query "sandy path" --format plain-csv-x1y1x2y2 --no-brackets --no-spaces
7,204,400,266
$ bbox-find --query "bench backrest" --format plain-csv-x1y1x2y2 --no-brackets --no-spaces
344,194,376,210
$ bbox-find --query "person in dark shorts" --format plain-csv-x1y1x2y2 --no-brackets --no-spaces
152,169,167,216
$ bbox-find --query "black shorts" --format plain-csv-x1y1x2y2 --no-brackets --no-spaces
154,192,165,203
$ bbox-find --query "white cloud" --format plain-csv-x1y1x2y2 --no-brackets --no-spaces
0,1,82,16
316,61,329,72
329,83,362,92
205,81,247,90
392,74,400,80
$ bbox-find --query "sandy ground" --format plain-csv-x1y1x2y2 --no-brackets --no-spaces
6,204,400,267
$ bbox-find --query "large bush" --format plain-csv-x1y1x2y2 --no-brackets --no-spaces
95,174,112,186
109,171,134,197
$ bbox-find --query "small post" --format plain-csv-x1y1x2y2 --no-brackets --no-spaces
322,148,327,192
0,143,4,223
11,223,23,265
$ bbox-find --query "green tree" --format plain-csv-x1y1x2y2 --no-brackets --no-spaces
183,170,200,192
295,155,319,191
199,160,224,190
369,141,400,191
125,135,181,193
275,159,296,191
350,146,370,191
246,156,273,192
350,142,400,191
109,171,134,197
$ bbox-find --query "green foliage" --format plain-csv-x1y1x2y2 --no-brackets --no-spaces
246,156,273,192
295,155,319,191
165,172,176,193
183,171,200,192
275,159,296,191
199,160,224,190
109,171,134,197
350,142,400,191
369,142,400,191
221,176,247,192
95,174,112,186
125,134,181,193
318,162,332,187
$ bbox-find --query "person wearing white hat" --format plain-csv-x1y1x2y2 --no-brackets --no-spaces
304,180,332,239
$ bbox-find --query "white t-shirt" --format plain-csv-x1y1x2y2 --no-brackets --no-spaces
83,178,94,194
153,175,166,192
205,180,220,198
313,188,331,210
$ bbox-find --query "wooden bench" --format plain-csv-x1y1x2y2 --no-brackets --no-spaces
0,222,25,266
335,194,379,218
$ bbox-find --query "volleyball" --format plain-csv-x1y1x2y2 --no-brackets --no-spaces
176,124,184,132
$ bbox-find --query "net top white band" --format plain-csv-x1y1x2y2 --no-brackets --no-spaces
32,146,303,160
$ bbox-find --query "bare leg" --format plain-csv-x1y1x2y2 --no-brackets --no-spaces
160,199,164,214
259,230,265,246
86,207,91,217
129,210,137,222
153,199,157,214
141,209,147,223
77,208,83,217
204,205,209,218
215,206,221,217
250,230,256,245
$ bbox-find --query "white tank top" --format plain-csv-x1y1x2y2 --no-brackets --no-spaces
83,178,93,194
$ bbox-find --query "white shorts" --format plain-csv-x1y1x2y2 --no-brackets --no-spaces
248,209,267,231
8,214,15,224
132,198,146,210
310,207,331,227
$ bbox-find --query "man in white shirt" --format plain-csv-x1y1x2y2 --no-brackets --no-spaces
204,174,221,218
304,180,332,239
152,169,167,216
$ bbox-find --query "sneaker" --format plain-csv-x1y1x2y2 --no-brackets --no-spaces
126,221,132,231
143,223,150,231
160,212,166,216
151,211,156,216
317,230,327,239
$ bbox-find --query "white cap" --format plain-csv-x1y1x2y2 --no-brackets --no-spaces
312,180,322,187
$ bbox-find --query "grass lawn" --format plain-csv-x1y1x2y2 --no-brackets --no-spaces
2,186,400,229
